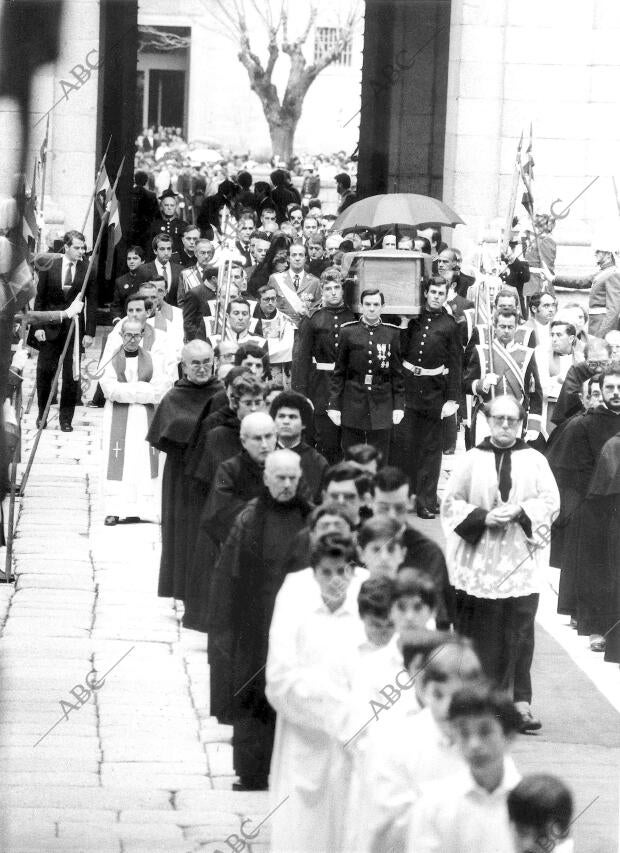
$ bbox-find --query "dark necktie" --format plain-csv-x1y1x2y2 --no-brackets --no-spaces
293,274,300,291
161,263,170,291
494,448,512,502
63,263,73,294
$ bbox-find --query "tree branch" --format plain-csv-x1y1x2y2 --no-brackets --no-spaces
296,4,317,48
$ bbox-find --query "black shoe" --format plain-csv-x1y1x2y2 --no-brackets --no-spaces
233,776,268,791
416,507,436,520
518,709,542,733
104,516,119,526
123,516,141,524
36,417,47,429
60,423,73,432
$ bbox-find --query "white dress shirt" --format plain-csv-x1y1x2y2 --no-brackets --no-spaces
408,757,521,853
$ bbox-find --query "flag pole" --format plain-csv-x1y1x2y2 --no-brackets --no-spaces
80,135,112,235
39,114,49,228
501,131,523,257
20,157,125,497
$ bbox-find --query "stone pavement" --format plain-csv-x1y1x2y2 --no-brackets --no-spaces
1,351,619,852
0,358,270,852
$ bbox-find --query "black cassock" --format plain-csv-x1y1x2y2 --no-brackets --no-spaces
210,489,312,783
199,452,267,708
146,377,223,601
546,406,620,629
181,406,241,631
583,433,620,660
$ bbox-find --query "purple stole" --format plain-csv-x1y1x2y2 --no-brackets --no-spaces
107,349,159,481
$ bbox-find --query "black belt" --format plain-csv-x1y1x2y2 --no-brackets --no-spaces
350,375,390,386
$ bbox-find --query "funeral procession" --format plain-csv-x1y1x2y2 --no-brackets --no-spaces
1,0,620,851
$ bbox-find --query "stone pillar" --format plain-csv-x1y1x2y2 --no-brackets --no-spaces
0,0,100,243
444,0,620,271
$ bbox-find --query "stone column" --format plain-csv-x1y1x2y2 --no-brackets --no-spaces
444,0,620,271
0,0,100,243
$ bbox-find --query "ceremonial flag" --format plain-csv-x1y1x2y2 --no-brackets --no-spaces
39,121,48,168
521,124,535,217
104,188,122,279
22,189,38,243
95,165,111,217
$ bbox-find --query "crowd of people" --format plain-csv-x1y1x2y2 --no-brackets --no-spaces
14,165,620,853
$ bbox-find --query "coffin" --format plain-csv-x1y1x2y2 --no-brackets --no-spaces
341,250,431,315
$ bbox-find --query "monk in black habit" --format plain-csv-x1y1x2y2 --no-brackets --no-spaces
547,364,620,648
184,373,264,490
146,340,222,602
585,433,620,664
181,376,267,630
210,448,312,791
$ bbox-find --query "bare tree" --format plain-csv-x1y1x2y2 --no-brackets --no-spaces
208,0,362,160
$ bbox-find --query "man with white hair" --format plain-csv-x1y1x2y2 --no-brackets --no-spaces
325,233,344,262
213,447,313,791
100,319,173,526
147,339,223,602
200,412,278,711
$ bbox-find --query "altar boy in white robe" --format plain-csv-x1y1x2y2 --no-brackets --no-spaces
266,533,366,853
100,319,173,526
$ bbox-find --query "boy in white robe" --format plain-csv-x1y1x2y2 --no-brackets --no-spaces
266,534,366,853
100,319,172,525
408,684,522,853
358,639,484,853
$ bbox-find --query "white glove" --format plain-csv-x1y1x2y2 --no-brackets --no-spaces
392,409,404,425
481,373,498,393
11,344,29,371
524,429,539,442
65,298,84,319
34,329,46,343
327,410,342,426
440,400,459,419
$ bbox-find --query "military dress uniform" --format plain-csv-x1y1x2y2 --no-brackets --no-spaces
463,337,543,444
392,308,461,513
328,318,405,460
148,216,185,257
292,304,356,464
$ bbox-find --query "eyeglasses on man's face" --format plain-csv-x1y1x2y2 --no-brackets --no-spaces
490,415,520,426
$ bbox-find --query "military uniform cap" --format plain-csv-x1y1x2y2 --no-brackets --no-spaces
159,187,177,201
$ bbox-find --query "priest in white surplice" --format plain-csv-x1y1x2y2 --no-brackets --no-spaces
100,319,173,526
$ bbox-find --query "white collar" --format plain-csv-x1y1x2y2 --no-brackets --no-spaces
456,756,520,799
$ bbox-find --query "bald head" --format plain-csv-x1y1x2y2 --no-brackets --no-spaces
182,339,214,385
120,319,143,353
240,412,276,465
488,394,522,420
182,339,213,363
264,449,302,502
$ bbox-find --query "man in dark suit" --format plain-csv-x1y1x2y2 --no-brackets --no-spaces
235,215,254,267
138,234,182,307
437,248,475,298
110,245,145,323
30,229,97,431
130,170,159,252
335,173,357,214
171,224,200,269
148,189,185,257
